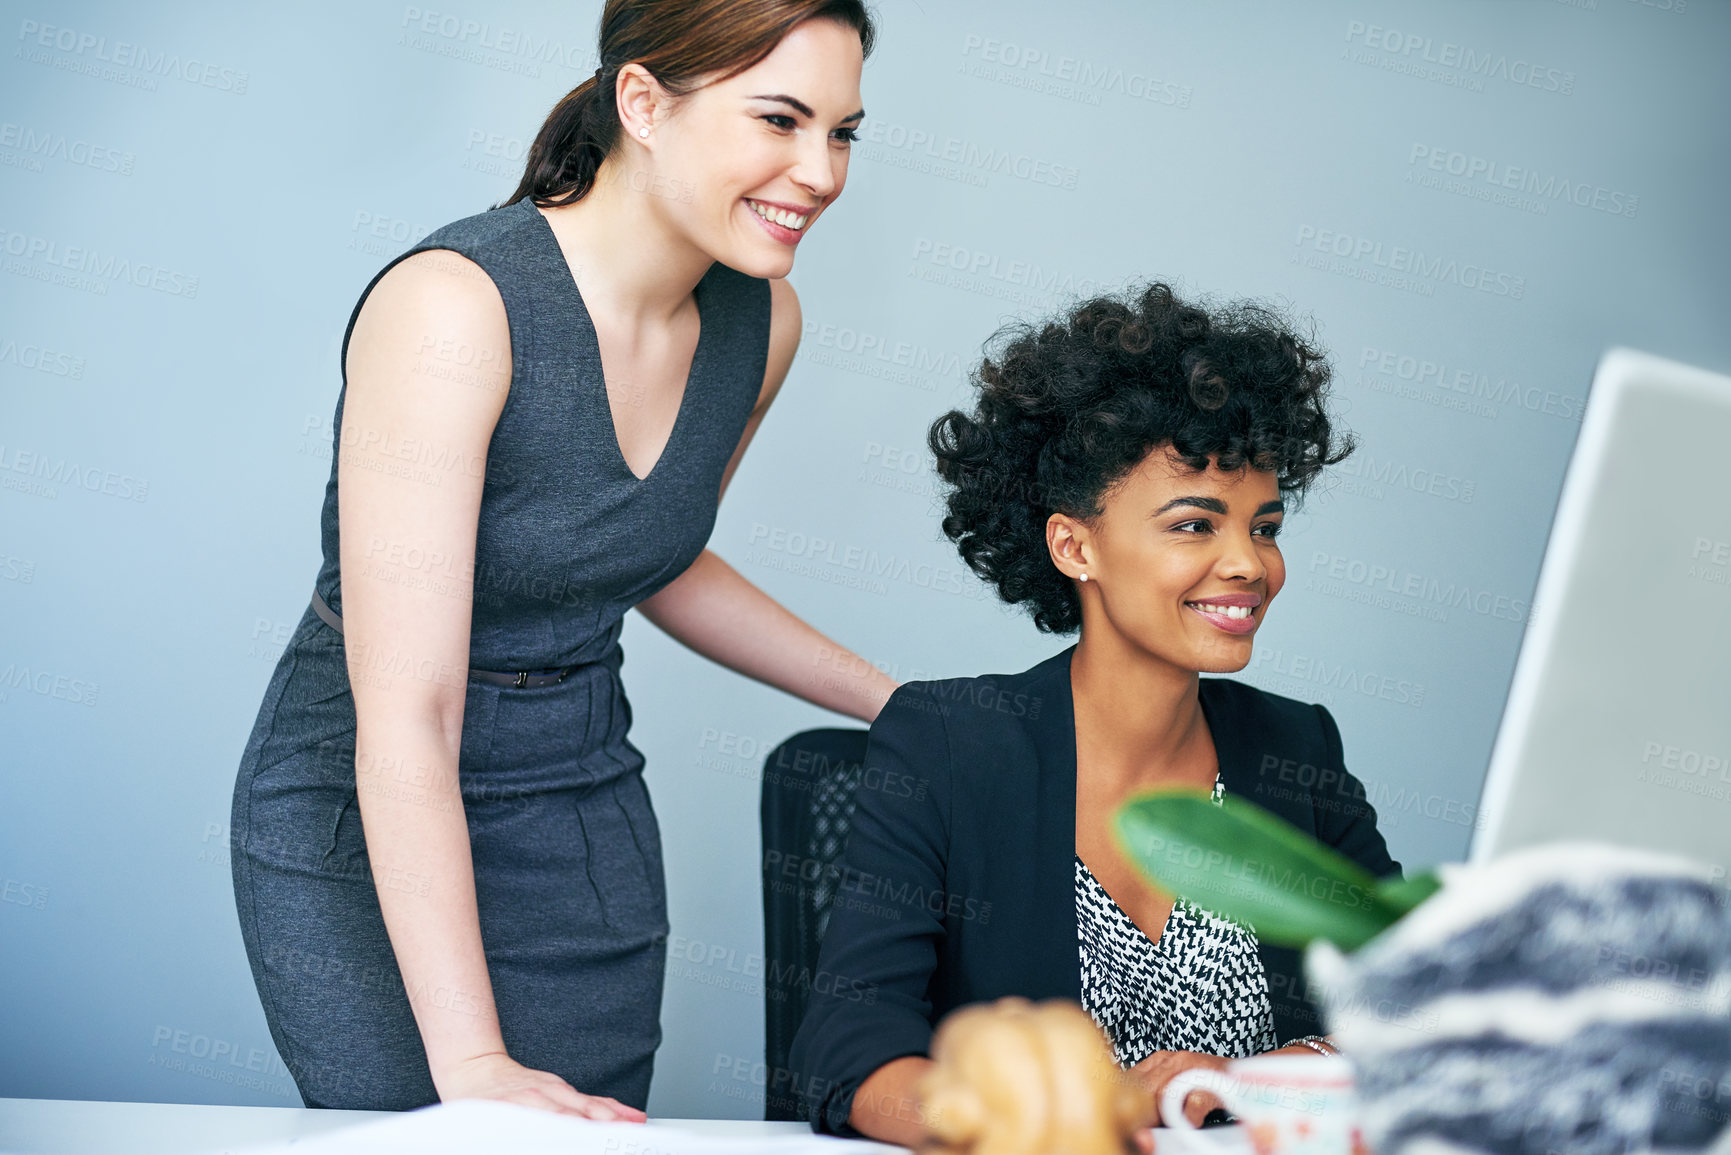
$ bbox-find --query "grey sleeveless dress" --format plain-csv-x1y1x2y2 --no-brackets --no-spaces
229,196,769,1110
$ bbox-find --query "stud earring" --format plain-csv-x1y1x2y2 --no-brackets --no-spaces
1079,572,1089,582
638,127,649,139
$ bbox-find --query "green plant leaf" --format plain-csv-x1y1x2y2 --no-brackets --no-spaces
1372,870,1442,916
1113,790,1407,951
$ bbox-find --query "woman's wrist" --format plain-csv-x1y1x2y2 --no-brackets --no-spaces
420,1002,510,1085
428,1041,513,1090
1285,1034,1341,1057
850,1056,935,1146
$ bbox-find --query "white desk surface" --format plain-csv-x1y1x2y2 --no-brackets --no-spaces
0,1096,1247,1155
0,1098,886,1155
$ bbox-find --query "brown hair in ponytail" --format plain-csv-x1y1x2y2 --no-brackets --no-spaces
502,0,875,209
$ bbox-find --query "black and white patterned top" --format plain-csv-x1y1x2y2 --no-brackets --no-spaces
1077,775,1278,1067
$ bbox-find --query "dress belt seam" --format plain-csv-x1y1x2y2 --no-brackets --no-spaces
309,589,582,689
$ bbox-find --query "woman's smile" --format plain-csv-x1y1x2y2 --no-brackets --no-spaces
744,196,816,244
1183,592,1263,636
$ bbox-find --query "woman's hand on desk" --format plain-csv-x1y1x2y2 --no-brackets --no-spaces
1129,1050,1232,1127
432,1051,647,1121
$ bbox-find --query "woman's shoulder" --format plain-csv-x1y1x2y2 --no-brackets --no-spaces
1203,677,1354,818
352,200,538,315
416,196,539,252
866,650,1072,820
1200,676,1331,734
882,646,1073,734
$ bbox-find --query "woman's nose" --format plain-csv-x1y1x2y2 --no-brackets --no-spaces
789,135,839,201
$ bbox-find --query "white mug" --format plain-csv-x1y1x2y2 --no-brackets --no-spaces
1160,1053,1359,1155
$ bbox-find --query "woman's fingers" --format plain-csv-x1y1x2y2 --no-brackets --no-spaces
434,1053,647,1122
572,1096,622,1121
585,1095,648,1123
525,1079,596,1116
1132,1049,1234,1126
1183,1089,1223,1127
507,1086,586,1117
542,1082,647,1123
495,1072,641,1122
531,1078,626,1120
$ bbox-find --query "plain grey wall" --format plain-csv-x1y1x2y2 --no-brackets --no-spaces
2,0,1727,1118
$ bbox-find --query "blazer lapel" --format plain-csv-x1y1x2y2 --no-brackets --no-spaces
1025,644,1082,1000
1202,677,1323,1043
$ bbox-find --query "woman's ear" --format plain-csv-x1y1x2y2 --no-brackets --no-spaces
614,62,665,142
1047,513,1090,583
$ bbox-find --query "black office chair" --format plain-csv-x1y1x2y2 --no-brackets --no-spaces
759,726,871,1121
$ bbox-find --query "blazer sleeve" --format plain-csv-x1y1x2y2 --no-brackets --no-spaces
788,682,953,1136
1311,703,1402,880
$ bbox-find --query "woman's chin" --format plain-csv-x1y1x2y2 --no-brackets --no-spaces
728,247,798,279
1188,637,1256,675
714,222,802,279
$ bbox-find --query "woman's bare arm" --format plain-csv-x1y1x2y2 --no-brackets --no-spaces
635,550,897,722
337,249,639,1120
636,278,899,723
850,1056,936,1146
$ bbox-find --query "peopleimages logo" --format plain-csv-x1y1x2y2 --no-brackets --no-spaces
1332,453,1476,504
15,19,250,94
0,444,148,502
398,7,592,70
856,117,1080,190
0,122,134,175
1358,345,1584,423
0,226,199,298
1308,551,1527,623
0,662,100,707
1690,537,1730,589
1294,225,1526,300
1408,144,1638,219
802,321,966,385
1343,20,1575,95
745,523,988,602
0,337,85,379
1252,648,1426,708
908,237,1104,309
1637,739,1731,805
957,34,1193,109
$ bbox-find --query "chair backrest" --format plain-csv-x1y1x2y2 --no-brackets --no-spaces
759,726,871,1120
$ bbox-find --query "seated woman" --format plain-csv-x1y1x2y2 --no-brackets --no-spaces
788,282,1401,1144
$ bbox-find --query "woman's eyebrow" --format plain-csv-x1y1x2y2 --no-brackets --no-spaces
748,94,866,123
1148,496,1286,517
1152,496,1227,516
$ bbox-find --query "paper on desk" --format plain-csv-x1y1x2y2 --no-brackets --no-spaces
226,1099,890,1155
220,1098,1249,1155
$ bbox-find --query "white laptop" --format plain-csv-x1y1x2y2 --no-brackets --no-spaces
1470,348,1731,881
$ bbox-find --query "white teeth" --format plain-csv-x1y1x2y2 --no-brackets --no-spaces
749,200,808,230
1192,603,1253,619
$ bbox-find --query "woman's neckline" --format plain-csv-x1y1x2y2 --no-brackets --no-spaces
1076,765,1223,952
525,198,713,485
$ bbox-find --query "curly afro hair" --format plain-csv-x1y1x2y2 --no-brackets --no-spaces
928,281,1352,634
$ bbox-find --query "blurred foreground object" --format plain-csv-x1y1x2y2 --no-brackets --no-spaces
1162,1053,1360,1155
1116,790,1437,951
1309,842,1731,1155
918,997,1152,1155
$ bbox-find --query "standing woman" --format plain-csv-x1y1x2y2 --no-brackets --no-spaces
231,0,891,1120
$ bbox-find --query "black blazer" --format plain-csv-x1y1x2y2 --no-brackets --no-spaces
787,643,1400,1136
